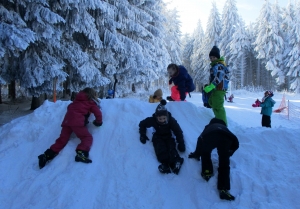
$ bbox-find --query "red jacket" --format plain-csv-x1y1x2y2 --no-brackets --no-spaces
61,91,102,127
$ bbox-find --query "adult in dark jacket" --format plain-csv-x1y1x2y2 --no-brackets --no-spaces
189,118,239,201
139,100,185,174
167,64,195,101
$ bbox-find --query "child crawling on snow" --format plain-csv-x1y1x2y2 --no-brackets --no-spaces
38,87,103,169
139,100,186,174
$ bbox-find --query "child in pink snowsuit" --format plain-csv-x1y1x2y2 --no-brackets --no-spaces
38,88,103,169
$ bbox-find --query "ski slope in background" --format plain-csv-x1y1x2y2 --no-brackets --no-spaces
0,91,300,209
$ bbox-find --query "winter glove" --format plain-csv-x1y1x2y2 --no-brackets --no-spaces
204,83,215,93
93,120,102,127
188,152,200,161
140,135,149,144
166,96,174,101
177,142,186,152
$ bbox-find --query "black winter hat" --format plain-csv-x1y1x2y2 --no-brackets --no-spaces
209,46,220,59
155,100,168,116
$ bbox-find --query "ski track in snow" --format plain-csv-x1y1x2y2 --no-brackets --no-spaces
0,92,300,209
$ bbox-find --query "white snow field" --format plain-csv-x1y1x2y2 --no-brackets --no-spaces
0,91,300,209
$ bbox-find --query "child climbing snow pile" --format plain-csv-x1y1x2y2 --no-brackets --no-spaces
139,100,185,174
38,87,103,169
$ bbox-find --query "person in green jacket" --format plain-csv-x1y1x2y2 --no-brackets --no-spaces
204,46,230,126
260,91,276,128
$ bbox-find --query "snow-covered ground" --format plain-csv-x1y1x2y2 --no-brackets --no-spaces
0,91,300,209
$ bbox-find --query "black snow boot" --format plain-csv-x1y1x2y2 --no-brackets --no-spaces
219,190,235,201
38,149,57,169
75,150,92,163
158,163,171,174
201,170,213,181
170,157,184,175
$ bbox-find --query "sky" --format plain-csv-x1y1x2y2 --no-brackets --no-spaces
163,0,289,34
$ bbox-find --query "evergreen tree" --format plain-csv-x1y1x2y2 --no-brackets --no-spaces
219,0,239,65
163,8,182,64
286,1,300,93
253,0,285,85
229,18,250,89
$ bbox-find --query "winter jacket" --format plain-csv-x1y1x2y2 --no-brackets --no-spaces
260,97,276,116
169,65,195,101
139,112,184,144
193,118,239,157
209,58,230,91
61,91,102,127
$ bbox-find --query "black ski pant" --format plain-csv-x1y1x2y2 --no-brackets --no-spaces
199,133,232,190
262,115,271,128
152,135,180,166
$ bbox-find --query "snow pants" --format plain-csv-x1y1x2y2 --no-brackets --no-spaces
199,133,232,190
262,115,271,128
152,135,180,166
50,126,93,153
208,90,227,125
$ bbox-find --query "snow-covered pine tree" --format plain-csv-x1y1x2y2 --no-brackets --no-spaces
181,33,194,71
191,20,205,86
199,2,222,83
229,18,250,89
6,0,69,96
162,8,182,64
281,0,296,90
51,0,110,92
286,1,300,93
0,1,35,83
219,0,239,65
253,0,285,86
98,0,171,95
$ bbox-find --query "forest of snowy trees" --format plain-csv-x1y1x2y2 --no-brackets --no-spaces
0,0,300,102
184,0,300,93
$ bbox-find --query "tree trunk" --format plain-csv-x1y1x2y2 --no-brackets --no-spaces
256,59,261,86
0,85,2,104
71,92,77,101
9,80,16,100
44,93,47,100
30,96,40,110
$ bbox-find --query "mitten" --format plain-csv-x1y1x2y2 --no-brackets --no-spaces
204,83,215,93
177,142,186,152
140,135,149,144
166,96,174,101
93,120,102,127
188,152,200,161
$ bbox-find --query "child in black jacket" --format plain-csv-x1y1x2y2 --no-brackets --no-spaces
139,100,185,174
189,118,239,201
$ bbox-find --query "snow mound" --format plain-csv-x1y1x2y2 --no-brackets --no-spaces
0,99,300,208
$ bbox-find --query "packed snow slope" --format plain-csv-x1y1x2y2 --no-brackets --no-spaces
0,96,300,209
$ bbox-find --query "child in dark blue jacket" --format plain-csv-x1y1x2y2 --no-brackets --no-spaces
167,64,195,101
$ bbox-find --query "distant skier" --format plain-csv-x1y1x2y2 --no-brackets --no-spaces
202,84,212,108
166,82,184,102
252,99,261,107
167,64,195,101
149,89,163,103
188,118,239,201
260,91,276,128
139,100,185,174
204,46,230,125
38,88,103,169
